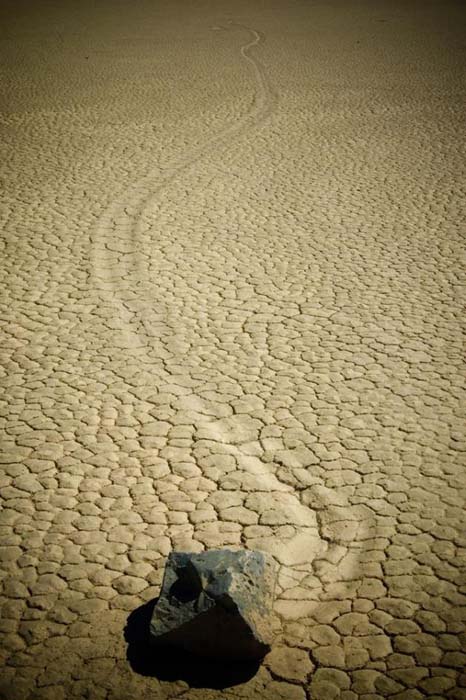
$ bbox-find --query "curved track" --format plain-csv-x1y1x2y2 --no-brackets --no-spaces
2,2,464,697
89,20,372,598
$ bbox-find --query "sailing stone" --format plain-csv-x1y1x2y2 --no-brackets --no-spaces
150,549,278,660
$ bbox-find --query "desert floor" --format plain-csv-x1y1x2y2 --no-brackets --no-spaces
1,0,465,698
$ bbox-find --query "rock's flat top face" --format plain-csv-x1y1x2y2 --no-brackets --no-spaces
150,549,278,659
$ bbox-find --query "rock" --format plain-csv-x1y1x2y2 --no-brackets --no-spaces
150,548,278,660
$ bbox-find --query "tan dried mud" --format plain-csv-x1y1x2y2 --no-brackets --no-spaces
1,1,465,699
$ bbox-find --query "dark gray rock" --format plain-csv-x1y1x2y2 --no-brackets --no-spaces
150,548,278,660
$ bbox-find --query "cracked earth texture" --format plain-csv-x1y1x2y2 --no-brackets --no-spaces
1,0,465,698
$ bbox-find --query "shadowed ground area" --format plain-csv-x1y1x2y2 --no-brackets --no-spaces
125,598,261,688
1,0,465,698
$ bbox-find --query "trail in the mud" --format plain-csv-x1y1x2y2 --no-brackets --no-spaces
89,21,374,615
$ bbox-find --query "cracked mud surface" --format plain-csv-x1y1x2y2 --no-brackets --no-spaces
1,0,465,698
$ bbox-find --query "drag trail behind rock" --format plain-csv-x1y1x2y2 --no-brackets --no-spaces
2,0,465,697
89,19,374,633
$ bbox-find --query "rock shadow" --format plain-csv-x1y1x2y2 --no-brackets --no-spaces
124,598,261,689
